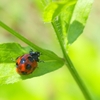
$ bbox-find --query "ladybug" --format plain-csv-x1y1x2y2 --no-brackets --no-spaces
16,51,40,75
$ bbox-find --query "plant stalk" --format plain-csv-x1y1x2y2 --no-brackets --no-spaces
52,22,92,100
0,21,62,61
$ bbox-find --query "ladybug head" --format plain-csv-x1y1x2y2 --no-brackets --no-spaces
29,51,40,62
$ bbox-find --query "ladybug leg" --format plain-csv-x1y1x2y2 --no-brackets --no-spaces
16,62,18,68
39,60,44,63
29,49,34,54
16,56,19,60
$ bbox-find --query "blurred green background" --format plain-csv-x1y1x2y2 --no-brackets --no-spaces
0,0,100,100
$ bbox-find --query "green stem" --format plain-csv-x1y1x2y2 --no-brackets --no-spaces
0,21,61,61
52,22,92,100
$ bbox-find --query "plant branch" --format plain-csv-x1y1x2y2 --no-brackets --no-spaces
52,21,92,100
0,21,61,61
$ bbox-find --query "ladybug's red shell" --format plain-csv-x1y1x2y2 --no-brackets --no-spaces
16,54,37,75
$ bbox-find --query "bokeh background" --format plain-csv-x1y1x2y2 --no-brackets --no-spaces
0,0,100,100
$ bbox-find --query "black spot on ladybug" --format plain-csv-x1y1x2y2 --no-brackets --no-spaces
20,58,26,64
26,64,32,70
28,57,35,62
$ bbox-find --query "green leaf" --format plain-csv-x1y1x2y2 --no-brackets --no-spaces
0,43,64,85
44,0,93,45
67,20,84,43
43,0,76,22
0,43,26,63
67,0,93,44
